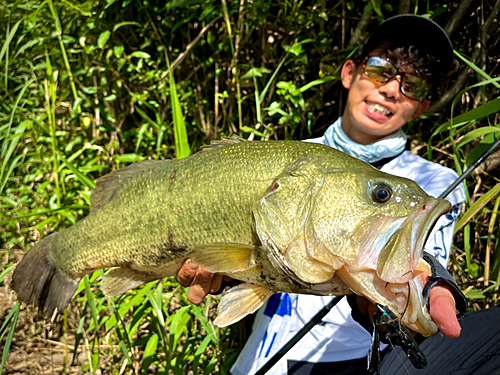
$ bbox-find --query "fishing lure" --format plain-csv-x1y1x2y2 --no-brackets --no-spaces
367,304,428,374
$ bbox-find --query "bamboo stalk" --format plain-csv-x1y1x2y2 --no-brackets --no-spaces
44,63,61,208
485,194,500,286
222,0,244,133
48,0,79,110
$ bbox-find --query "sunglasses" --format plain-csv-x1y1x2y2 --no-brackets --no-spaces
362,56,431,102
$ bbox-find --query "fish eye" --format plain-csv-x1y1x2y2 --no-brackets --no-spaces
372,183,392,203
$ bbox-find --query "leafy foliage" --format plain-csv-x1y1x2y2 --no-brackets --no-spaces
0,0,499,373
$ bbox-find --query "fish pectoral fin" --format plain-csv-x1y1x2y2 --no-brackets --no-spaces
214,283,275,327
191,243,258,273
102,268,160,297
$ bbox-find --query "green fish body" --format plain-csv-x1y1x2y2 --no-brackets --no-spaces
11,137,450,336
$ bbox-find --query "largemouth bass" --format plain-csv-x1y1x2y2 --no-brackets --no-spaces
11,137,451,336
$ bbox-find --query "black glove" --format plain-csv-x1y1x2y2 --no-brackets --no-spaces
422,252,467,320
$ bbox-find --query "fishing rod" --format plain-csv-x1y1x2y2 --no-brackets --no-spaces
439,137,500,199
254,137,500,375
254,296,344,375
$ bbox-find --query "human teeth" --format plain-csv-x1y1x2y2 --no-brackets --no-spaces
368,103,391,116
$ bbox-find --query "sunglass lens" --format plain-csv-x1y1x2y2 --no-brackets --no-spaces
402,75,431,101
365,56,431,101
365,57,397,83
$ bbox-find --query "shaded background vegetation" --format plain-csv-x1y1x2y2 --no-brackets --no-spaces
1,0,499,373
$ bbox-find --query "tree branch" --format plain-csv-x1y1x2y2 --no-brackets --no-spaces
444,0,475,36
428,0,500,113
347,5,373,48
398,0,411,15
159,16,222,83
482,0,500,40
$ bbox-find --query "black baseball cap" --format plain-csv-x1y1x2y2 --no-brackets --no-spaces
363,15,454,73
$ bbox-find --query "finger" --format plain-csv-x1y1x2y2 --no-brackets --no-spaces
429,285,461,338
366,303,388,333
355,297,388,333
223,275,233,282
356,296,372,317
209,274,223,294
177,260,199,287
187,268,214,305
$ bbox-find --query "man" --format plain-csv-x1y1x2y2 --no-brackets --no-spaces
178,15,469,374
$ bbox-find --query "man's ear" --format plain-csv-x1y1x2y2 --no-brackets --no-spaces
411,100,431,120
341,60,356,89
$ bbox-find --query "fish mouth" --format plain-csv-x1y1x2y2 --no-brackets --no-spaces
337,267,438,336
376,198,451,284
384,275,435,334
337,198,452,336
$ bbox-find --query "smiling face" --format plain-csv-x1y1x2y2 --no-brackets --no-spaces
341,58,431,145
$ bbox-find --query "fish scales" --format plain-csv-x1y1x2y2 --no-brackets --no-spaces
52,141,335,269
15,141,345,289
11,138,451,335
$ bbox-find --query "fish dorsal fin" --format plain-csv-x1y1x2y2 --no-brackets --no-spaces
200,135,247,152
214,283,275,327
91,160,162,213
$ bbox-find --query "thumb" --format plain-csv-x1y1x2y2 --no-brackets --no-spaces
429,285,461,338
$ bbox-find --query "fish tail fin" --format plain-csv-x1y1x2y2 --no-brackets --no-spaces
11,234,79,318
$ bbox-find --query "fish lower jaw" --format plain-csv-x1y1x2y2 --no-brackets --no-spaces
386,279,437,336
336,267,437,336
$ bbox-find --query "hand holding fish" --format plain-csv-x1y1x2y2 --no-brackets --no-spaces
177,260,232,304
177,262,462,337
